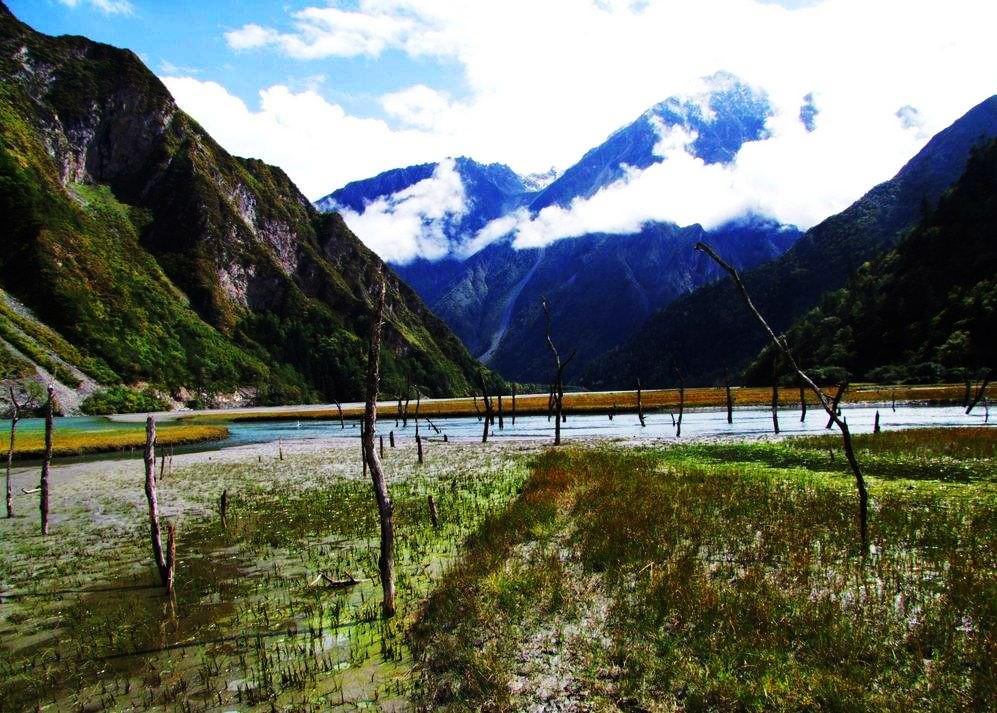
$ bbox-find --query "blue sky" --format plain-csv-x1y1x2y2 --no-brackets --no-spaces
6,1,996,262
7,0,467,118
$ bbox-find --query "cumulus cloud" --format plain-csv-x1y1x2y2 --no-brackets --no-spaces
58,0,134,14
332,158,468,263
162,77,451,198
167,0,997,261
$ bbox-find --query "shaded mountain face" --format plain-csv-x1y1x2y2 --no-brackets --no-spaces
395,219,799,383
743,139,997,385
0,3,487,405
317,73,793,383
583,95,997,389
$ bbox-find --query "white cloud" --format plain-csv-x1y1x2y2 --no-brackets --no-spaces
58,0,134,15
167,0,997,261
334,158,468,263
162,77,451,199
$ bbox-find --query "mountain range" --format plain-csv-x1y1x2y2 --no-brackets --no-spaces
583,95,997,388
316,73,800,383
0,2,488,412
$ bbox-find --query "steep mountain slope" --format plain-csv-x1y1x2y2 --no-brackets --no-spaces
0,3,485,406
582,95,997,388
743,139,996,384
318,74,795,382
528,71,772,210
418,219,798,383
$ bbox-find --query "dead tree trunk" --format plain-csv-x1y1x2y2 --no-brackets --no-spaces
511,384,517,425
473,395,482,422
771,361,780,435
674,368,685,438
476,371,493,443
416,434,423,464
39,386,53,536
609,402,615,421
389,430,395,448
695,241,870,556
541,297,575,447
334,398,345,429
825,382,849,429
361,270,396,618
144,416,168,585
497,394,504,429
219,489,228,529
165,521,176,595
427,495,440,530
963,379,972,408
874,410,881,434
891,388,897,412
966,370,991,415
799,379,807,423
724,368,734,424
380,434,385,458
6,385,19,518
636,378,646,427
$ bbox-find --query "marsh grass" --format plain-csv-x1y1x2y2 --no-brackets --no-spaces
0,420,228,459
0,442,530,711
413,428,996,710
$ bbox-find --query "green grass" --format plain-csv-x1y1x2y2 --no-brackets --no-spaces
412,428,997,710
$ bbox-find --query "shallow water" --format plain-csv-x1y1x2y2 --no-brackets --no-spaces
220,404,989,447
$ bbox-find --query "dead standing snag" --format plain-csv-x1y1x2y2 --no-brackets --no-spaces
39,385,53,535
695,241,870,556
361,270,396,618
144,416,169,585
541,297,575,446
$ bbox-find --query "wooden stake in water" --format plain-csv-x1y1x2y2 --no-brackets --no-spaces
39,386,53,535
144,416,168,585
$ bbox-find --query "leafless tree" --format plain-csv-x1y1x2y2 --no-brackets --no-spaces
361,270,396,618
475,370,493,443
39,385,53,536
4,383,36,518
636,378,646,428
674,368,685,438
497,393,504,429
542,297,575,446
798,378,807,423
825,382,848,429
144,416,168,585
724,368,734,424
966,369,991,415
511,384,517,425
695,242,870,555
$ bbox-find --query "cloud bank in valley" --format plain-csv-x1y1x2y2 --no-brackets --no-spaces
162,0,997,262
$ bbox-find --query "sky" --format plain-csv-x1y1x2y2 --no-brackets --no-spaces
8,0,997,261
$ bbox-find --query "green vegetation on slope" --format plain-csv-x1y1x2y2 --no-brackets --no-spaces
413,429,996,710
745,139,996,386
0,4,490,406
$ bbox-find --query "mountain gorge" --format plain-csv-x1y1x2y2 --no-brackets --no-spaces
0,3,486,411
318,74,800,383
583,95,997,388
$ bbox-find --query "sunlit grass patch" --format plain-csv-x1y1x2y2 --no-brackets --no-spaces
414,431,996,710
0,420,228,459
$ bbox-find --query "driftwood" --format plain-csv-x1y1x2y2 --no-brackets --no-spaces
541,297,575,446
636,378,646,428
20,487,39,494
144,416,169,586
309,572,364,589
695,241,870,556
361,270,396,618
966,369,991,415
40,386,53,536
